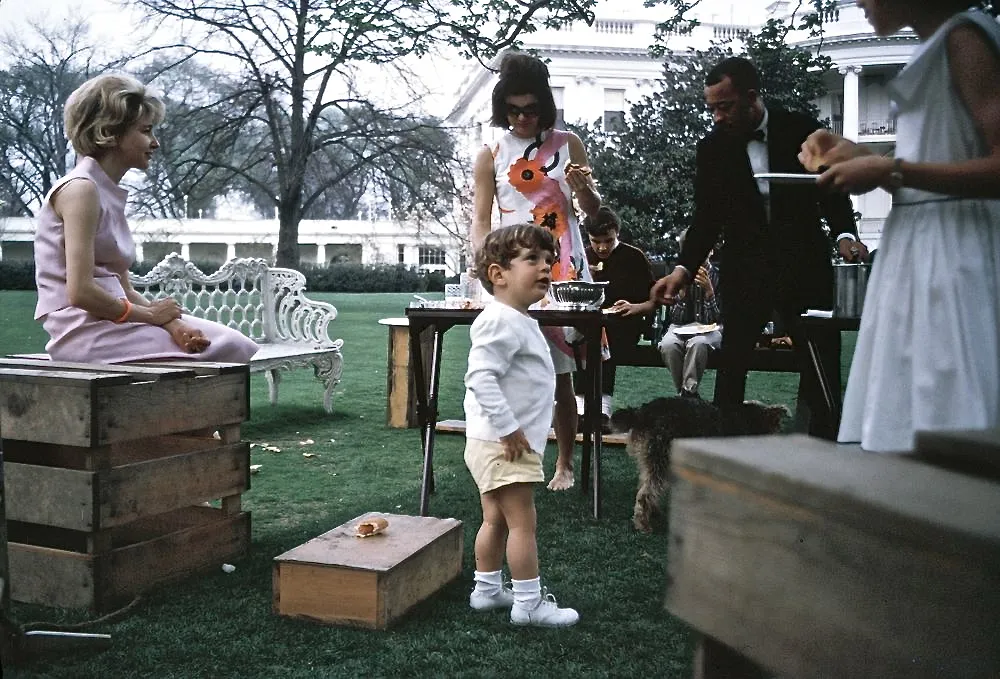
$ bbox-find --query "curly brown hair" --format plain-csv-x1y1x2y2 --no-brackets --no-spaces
475,223,556,294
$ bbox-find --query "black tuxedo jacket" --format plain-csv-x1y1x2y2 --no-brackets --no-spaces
678,107,857,312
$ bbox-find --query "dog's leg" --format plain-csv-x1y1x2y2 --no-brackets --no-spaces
633,468,656,533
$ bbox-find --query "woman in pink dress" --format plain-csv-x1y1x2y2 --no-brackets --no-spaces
34,73,258,364
471,53,602,491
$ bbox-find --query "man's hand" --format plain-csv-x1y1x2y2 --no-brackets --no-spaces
651,268,690,305
164,320,211,353
693,266,714,298
838,237,870,263
500,429,532,462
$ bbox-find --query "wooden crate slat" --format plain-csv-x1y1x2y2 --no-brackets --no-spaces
5,442,248,531
8,543,98,610
95,372,248,445
0,380,97,446
125,361,249,375
8,509,250,611
106,510,249,607
5,463,97,531
0,367,134,386
0,358,197,380
102,442,249,528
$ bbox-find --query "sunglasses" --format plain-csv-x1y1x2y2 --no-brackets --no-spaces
506,103,540,119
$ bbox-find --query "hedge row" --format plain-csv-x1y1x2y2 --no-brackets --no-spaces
0,260,447,293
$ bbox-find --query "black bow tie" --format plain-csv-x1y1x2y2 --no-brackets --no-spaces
749,128,766,143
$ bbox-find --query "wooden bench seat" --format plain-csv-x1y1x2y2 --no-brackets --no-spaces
612,342,799,373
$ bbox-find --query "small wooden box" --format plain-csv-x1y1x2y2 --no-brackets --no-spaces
273,513,463,629
666,434,1000,679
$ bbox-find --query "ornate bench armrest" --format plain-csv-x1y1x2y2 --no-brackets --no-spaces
267,267,340,347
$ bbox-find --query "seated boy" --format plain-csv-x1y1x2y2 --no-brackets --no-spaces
573,206,656,425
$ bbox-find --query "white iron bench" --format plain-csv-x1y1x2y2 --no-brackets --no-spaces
127,253,345,413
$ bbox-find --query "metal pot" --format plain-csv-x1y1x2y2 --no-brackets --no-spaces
833,262,871,318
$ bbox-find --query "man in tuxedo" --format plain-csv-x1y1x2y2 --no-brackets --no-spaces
651,57,868,439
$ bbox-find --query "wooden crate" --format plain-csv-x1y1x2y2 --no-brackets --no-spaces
666,434,1000,679
273,513,462,629
0,359,252,610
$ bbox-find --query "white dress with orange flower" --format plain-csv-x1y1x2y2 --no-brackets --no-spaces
490,128,595,371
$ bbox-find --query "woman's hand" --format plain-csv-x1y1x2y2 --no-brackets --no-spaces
817,155,894,195
135,298,182,326
565,162,595,194
164,320,211,353
798,129,871,172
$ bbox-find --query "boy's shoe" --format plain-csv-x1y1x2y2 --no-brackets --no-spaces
510,589,579,627
470,585,514,611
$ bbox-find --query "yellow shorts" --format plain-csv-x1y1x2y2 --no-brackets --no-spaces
464,438,544,495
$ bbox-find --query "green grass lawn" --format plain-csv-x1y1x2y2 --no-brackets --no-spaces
1,291,853,678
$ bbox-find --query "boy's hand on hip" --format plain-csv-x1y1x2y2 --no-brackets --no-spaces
500,430,531,462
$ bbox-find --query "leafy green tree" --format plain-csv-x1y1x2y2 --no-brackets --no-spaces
579,8,835,260
131,0,605,267
0,19,123,216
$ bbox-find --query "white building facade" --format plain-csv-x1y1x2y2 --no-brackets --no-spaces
0,215,462,275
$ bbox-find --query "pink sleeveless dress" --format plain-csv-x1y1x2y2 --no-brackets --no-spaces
34,156,258,363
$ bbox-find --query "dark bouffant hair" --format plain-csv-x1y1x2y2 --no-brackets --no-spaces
489,52,558,131
705,56,761,94
582,206,621,238
475,223,556,295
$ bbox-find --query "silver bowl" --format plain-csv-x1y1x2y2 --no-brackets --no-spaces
549,280,607,310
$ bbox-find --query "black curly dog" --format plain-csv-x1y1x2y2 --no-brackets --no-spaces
610,397,788,532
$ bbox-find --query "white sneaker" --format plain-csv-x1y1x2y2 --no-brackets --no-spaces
510,589,579,627
469,585,514,611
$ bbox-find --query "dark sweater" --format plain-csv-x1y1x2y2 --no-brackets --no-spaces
585,241,655,309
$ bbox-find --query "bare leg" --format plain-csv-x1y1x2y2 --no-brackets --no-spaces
547,372,576,491
475,490,509,573
492,483,539,580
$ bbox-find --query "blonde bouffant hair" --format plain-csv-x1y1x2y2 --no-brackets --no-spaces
64,73,165,156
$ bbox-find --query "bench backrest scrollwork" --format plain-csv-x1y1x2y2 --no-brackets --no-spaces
129,253,338,347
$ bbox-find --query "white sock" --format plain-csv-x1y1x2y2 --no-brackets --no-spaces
512,577,541,608
473,569,503,593
601,394,612,417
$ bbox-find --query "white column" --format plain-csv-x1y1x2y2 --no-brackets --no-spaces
317,243,327,266
226,242,237,262
180,242,191,261
0,243,4,262
134,242,144,263
840,65,861,142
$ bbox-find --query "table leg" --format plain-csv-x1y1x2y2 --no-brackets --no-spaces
804,332,839,437
411,324,445,516
588,328,603,519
